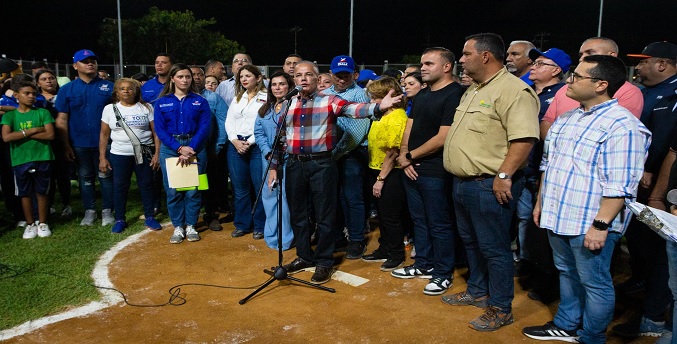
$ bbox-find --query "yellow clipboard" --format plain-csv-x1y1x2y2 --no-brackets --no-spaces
165,157,199,189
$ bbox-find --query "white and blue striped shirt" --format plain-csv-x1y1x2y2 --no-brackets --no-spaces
539,99,651,235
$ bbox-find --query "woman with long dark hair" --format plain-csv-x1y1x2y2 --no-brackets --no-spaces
154,64,211,244
254,70,294,250
402,72,426,116
225,64,267,240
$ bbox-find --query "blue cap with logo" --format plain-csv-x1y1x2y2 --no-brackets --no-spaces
528,48,572,72
330,55,356,74
73,49,98,63
357,69,379,83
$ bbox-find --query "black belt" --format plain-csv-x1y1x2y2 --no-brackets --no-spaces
289,151,333,162
457,174,495,181
172,134,193,140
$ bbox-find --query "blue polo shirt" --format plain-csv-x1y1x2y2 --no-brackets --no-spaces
520,71,534,86
141,75,165,103
640,74,677,122
55,76,113,148
200,89,229,153
153,92,212,152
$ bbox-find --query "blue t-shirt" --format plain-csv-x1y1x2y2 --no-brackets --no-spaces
55,76,113,148
141,76,165,103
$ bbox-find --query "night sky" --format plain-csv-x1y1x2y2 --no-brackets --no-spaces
3,0,676,67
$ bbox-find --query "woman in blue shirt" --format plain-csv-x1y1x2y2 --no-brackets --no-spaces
254,71,294,250
154,64,211,244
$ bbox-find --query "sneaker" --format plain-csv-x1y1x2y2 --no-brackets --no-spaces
61,206,73,218
186,225,200,242
170,227,185,244
231,229,250,238
282,257,316,274
391,265,433,279
80,209,97,226
252,232,264,240
311,266,333,284
22,223,37,239
37,223,52,237
208,218,222,231
361,250,389,263
469,306,514,332
139,208,161,220
111,220,127,234
610,316,667,337
16,220,27,228
441,291,489,308
345,241,366,259
522,321,579,342
423,277,452,295
380,259,404,272
101,209,115,226
144,216,162,231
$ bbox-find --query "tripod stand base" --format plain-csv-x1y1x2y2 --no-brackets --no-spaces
239,266,336,305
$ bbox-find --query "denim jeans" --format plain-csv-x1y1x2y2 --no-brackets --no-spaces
666,241,677,340
73,146,113,211
403,174,456,279
549,230,621,344
109,153,154,221
261,158,293,250
516,175,537,261
338,148,368,242
226,143,265,233
159,140,206,228
453,175,524,313
285,156,337,268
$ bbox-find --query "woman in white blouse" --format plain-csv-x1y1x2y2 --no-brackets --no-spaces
225,64,267,240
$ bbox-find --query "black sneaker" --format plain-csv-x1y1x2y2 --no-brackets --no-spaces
380,259,404,271
282,257,315,274
345,241,366,259
361,250,389,263
522,322,579,342
311,266,333,284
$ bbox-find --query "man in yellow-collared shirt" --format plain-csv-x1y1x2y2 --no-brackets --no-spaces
441,32,539,332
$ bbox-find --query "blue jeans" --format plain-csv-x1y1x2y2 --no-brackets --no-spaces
453,175,524,313
261,158,293,250
665,241,677,340
226,143,265,233
109,153,154,221
338,148,367,242
73,146,113,211
159,141,206,228
516,175,537,261
403,174,456,279
549,230,621,344
286,156,337,268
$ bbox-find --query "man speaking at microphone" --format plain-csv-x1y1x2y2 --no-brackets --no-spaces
278,61,402,284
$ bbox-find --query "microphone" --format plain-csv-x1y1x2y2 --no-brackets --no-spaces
667,189,677,205
282,85,302,101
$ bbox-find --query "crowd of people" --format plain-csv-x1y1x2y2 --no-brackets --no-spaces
1,32,677,343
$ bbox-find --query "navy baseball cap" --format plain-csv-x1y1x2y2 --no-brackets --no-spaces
628,41,677,60
330,55,356,74
73,49,98,63
528,48,572,72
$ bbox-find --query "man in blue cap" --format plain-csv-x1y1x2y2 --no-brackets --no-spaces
55,49,115,226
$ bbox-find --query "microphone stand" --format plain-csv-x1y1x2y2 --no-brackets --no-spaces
240,96,336,305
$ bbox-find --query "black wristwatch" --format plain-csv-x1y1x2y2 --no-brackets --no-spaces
405,152,413,161
592,219,610,231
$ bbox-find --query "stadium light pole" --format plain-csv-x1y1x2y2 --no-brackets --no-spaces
116,0,124,77
597,0,604,36
349,0,354,56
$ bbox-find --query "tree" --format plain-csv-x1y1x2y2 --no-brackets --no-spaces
99,7,244,65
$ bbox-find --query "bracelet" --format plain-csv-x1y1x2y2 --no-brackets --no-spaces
21,129,26,137
376,175,386,182
648,197,663,202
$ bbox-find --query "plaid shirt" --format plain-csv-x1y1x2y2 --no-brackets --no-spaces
284,91,376,155
539,99,651,235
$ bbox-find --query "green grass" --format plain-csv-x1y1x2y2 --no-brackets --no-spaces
0,179,148,330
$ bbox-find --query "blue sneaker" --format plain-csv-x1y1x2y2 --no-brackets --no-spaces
111,220,127,234
145,216,162,231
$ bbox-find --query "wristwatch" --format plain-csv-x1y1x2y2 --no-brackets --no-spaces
376,175,386,182
405,152,413,161
592,219,610,231
497,172,510,180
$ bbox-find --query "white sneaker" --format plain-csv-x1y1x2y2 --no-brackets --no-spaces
16,221,27,228
50,207,56,214
80,209,97,226
186,225,200,242
61,206,72,217
170,227,185,244
22,223,37,239
37,223,52,237
101,209,115,226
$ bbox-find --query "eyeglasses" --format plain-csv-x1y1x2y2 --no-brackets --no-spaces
531,61,559,68
568,72,601,83
233,58,250,64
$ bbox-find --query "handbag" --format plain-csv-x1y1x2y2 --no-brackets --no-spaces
112,104,155,164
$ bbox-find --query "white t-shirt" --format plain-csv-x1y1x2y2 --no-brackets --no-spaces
101,102,154,156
